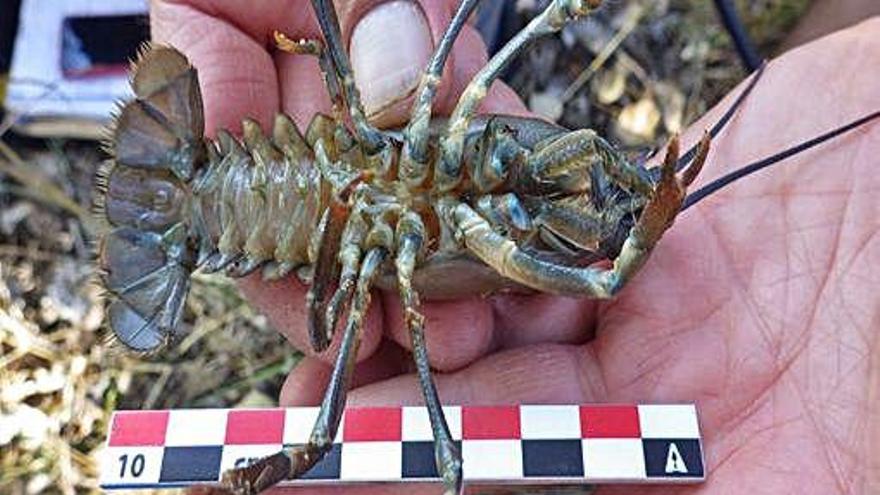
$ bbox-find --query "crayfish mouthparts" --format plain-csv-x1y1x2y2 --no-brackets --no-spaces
94,0,721,493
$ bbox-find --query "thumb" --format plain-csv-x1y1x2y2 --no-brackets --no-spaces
348,1,435,127
346,0,529,128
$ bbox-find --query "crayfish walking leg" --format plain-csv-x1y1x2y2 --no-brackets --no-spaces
442,134,710,297
222,248,388,493
395,212,462,494
222,2,607,494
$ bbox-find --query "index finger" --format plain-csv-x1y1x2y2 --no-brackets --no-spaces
150,0,319,134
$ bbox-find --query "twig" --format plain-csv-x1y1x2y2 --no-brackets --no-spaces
0,244,66,262
0,140,98,234
173,305,249,357
191,354,300,407
143,366,172,410
562,3,647,103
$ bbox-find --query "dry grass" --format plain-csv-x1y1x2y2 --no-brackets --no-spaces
0,2,809,493
0,145,294,494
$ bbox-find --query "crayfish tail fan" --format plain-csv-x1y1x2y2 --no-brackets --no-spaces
96,226,193,353
111,45,206,181
94,45,207,353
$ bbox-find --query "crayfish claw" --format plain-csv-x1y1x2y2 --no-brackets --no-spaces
632,135,691,247
681,131,711,187
660,134,681,183
220,452,291,495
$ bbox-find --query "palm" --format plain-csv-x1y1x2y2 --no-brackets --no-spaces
574,37,880,491
313,29,879,493
594,144,876,494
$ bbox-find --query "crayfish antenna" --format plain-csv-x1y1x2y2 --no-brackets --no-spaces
682,109,880,210
674,61,768,173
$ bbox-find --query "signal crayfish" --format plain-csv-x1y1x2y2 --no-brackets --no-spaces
93,0,880,493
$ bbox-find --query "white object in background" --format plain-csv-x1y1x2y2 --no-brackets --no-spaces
5,0,147,138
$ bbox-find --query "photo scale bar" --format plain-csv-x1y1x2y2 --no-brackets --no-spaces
101,404,705,489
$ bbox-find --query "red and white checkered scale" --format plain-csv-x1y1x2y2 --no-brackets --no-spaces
101,404,705,489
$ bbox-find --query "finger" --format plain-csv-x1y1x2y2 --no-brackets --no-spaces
153,0,316,43
237,275,384,365
152,0,529,128
277,54,334,129
279,338,411,406
490,293,599,349
153,0,331,130
345,343,608,406
383,289,598,372
344,0,529,127
278,355,330,407
381,294,495,372
479,80,532,117
151,1,280,134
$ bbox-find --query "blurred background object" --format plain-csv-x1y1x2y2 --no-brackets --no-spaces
0,0,23,117
4,0,878,141
3,0,147,139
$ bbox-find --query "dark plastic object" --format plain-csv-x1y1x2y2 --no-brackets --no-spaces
713,0,763,71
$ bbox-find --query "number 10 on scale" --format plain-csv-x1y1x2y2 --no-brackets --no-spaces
102,448,164,487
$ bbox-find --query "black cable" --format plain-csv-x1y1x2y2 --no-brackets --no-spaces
645,61,766,182
683,109,880,210
672,61,767,173
713,0,763,71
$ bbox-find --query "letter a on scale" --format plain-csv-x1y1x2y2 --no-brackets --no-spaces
665,442,689,474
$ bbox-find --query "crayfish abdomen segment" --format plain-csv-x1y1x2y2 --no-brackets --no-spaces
95,47,333,353
192,118,328,273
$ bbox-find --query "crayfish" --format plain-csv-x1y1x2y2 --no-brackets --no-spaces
93,0,880,493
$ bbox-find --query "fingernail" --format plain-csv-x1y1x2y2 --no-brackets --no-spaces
351,1,432,116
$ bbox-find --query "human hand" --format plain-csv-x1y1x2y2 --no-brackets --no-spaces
151,0,530,380
152,1,880,492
